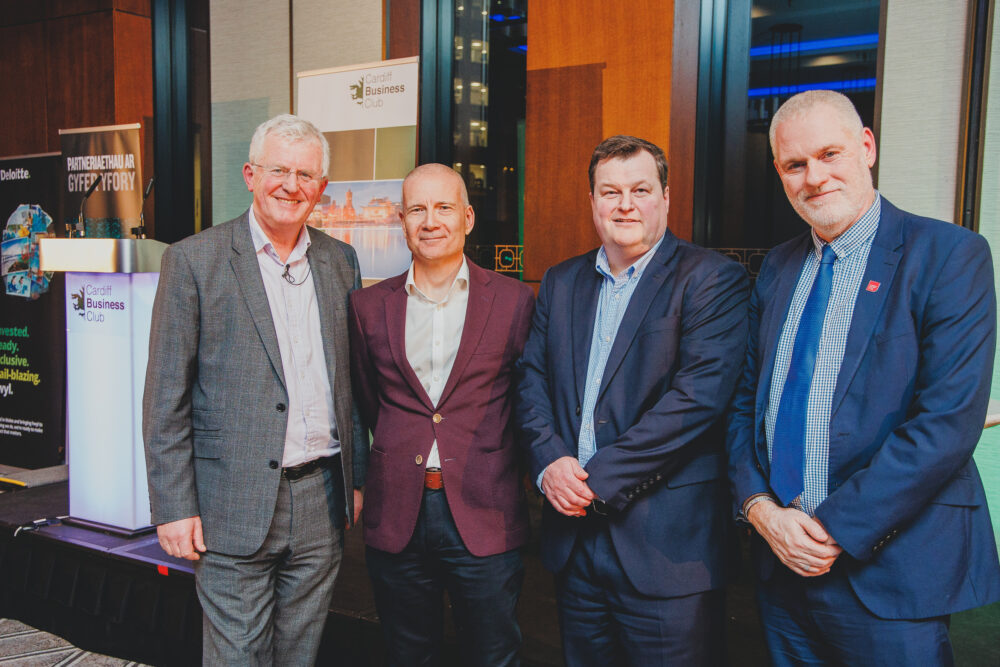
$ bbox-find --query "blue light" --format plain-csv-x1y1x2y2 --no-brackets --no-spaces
748,78,878,98
490,13,508,21
510,44,527,54
750,33,879,58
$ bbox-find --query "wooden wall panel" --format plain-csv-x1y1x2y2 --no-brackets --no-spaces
523,64,604,282
667,0,701,244
45,11,117,150
0,22,50,156
387,0,419,59
524,0,676,282
0,3,152,165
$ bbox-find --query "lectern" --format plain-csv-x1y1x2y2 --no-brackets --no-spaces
39,238,167,535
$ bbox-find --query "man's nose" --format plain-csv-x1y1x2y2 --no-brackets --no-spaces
618,192,636,211
804,161,829,187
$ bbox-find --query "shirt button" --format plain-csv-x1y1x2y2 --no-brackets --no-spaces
269,460,279,469
433,375,440,382
276,403,286,412
415,454,423,465
433,413,443,423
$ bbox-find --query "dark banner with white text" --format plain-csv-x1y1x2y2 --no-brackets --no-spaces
59,123,144,239
0,152,65,468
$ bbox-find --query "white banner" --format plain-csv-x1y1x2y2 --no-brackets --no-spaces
298,58,419,133
297,57,419,280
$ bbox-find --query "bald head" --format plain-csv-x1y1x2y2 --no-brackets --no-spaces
402,163,470,209
769,90,865,157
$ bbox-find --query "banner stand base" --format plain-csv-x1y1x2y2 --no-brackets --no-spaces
61,516,155,538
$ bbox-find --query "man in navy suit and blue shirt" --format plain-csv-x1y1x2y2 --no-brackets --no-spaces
727,90,1000,665
516,135,748,665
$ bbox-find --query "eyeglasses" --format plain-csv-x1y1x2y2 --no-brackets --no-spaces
252,164,319,185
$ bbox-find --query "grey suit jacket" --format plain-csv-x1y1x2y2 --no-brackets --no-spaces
142,211,366,556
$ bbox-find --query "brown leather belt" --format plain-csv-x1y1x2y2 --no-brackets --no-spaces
282,457,329,481
424,467,443,490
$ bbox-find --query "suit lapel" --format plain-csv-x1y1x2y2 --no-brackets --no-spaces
572,253,602,408
596,234,678,401
439,262,494,405
230,216,285,388
831,199,903,416
384,278,435,409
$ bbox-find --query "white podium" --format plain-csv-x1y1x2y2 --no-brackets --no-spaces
40,238,166,535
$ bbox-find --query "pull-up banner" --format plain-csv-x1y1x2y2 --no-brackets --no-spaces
59,123,143,239
298,57,419,280
0,152,65,469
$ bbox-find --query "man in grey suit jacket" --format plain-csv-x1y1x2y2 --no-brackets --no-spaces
143,114,366,665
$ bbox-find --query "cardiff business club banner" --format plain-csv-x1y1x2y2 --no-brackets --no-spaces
0,152,66,469
59,123,143,239
297,57,419,280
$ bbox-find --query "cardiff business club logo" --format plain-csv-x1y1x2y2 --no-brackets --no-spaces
350,78,364,106
71,287,86,316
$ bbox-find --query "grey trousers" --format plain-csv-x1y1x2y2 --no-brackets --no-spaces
194,466,344,666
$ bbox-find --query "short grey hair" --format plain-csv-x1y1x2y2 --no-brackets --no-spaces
248,114,330,178
769,90,865,156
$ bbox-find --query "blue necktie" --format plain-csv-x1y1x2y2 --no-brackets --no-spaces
771,244,836,505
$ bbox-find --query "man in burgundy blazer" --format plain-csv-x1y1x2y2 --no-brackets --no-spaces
349,163,534,666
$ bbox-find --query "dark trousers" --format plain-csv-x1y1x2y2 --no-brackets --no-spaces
758,561,954,666
366,488,524,667
556,519,725,667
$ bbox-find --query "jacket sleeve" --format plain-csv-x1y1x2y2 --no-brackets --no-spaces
515,269,576,482
726,256,779,520
142,244,201,525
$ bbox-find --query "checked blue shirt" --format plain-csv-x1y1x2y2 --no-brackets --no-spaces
764,194,881,515
577,237,664,466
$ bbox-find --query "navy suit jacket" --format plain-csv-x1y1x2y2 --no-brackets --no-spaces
349,260,534,557
727,196,1000,619
516,230,749,597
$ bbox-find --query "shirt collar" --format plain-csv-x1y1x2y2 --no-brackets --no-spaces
248,207,311,265
596,233,665,282
811,191,881,260
405,256,470,303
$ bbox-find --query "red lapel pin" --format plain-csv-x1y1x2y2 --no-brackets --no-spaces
866,280,880,293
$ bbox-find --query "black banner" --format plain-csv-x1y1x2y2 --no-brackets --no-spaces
59,124,143,239
0,153,65,468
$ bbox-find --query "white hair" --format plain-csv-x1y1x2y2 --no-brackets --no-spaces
248,114,330,178
769,90,865,156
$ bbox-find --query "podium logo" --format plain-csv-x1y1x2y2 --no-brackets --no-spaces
350,78,364,106
72,283,126,322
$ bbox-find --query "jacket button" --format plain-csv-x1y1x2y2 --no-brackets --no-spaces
432,413,442,423
415,454,423,465
576,405,581,416
276,403,286,412
269,460,279,469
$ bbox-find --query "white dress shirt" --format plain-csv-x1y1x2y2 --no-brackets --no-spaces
248,209,340,467
404,257,470,469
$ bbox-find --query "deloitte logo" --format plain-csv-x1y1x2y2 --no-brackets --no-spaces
72,284,126,322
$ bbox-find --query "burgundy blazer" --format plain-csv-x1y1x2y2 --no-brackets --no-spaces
348,260,535,557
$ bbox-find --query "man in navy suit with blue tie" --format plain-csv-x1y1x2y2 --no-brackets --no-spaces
727,90,1000,665
517,135,748,665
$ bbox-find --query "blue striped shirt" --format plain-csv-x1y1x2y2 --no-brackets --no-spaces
765,194,881,515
